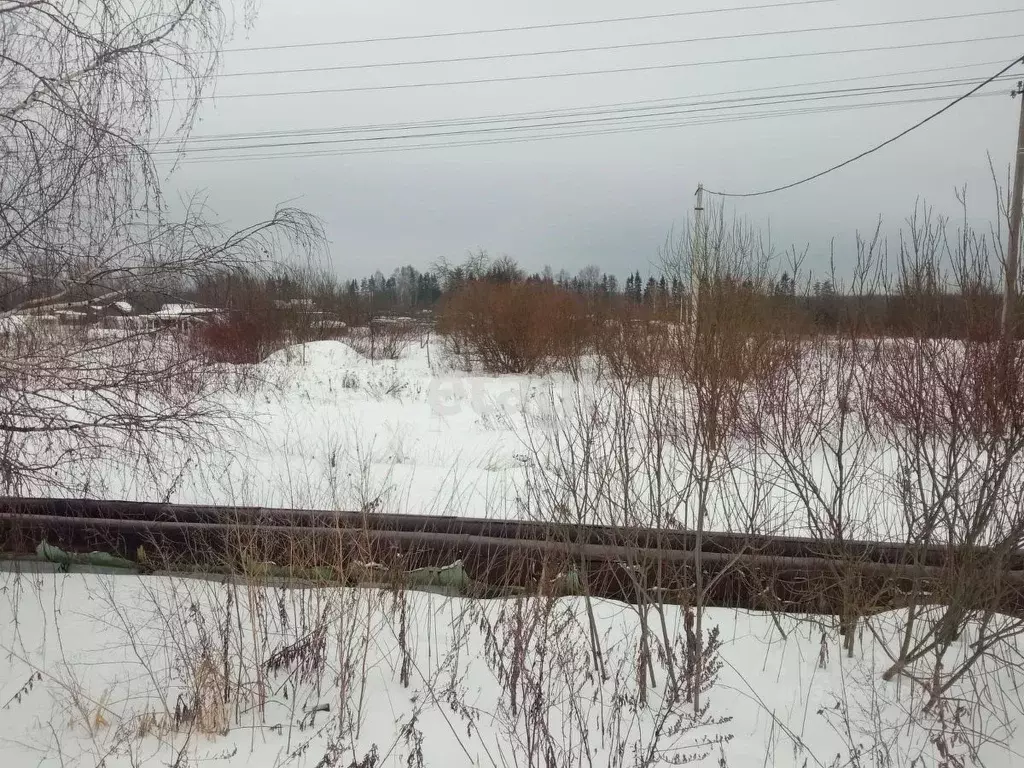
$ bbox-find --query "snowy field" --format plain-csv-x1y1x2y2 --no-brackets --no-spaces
1,568,1021,768
26,336,885,538
42,338,569,518
4,335,1024,766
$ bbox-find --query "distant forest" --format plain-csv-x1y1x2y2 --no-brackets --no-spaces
183,252,1012,340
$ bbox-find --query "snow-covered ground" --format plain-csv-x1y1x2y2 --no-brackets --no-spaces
46,336,899,541
3,337,1024,766
1,568,1020,768
10,332,1004,548
62,338,558,517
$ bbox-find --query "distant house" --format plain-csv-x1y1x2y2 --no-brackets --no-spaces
154,303,223,319
0,302,137,336
28,314,59,328
54,309,89,326
0,313,68,337
273,298,315,311
140,303,226,333
89,300,135,328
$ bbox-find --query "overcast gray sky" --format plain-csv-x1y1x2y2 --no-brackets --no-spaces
162,0,1024,281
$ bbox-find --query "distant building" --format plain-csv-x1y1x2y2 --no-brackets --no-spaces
139,303,226,333
54,309,89,326
273,298,315,310
90,300,135,328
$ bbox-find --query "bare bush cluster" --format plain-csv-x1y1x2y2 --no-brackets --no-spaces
196,313,292,365
345,318,419,361
513,196,1024,765
437,281,595,374
192,280,348,366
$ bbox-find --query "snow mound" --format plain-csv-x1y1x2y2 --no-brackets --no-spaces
261,339,367,369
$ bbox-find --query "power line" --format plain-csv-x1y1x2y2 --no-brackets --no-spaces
157,76,1015,156
171,91,1006,165
167,59,1007,145
213,10,1024,79
165,34,1021,101
704,55,1024,197
176,93,1004,165
224,0,836,53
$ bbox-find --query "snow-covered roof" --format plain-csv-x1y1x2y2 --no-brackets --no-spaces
154,303,222,318
273,298,315,308
372,316,415,324
90,301,133,314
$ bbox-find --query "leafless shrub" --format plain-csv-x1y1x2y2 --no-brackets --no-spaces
740,196,1024,763
437,281,594,374
514,195,1024,767
473,595,731,768
743,232,888,655
0,0,325,494
597,304,675,380
860,207,1024,721
345,319,417,361
194,267,350,348
516,202,787,718
0,326,237,494
195,311,291,364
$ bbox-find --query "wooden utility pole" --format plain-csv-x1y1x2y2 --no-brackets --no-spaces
689,183,704,339
691,180,706,714
1002,81,1024,344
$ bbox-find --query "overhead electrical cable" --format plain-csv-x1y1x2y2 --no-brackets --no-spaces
164,59,1008,145
224,0,837,52
156,76,1015,156
704,55,1024,197
164,34,1021,101
176,94,1005,165
170,91,1006,165
214,10,1024,79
